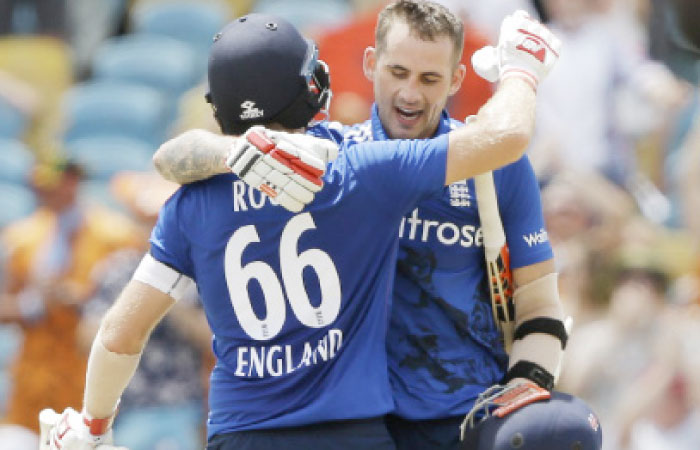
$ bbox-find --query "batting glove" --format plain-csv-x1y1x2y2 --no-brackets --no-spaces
42,407,125,450
227,126,339,213
471,10,561,90
460,379,551,441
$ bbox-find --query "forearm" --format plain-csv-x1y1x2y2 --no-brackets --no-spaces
83,329,141,418
84,280,174,418
445,78,536,184
153,129,234,184
506,262,567,388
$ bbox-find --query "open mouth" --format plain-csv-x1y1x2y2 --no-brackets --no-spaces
395,106,423,125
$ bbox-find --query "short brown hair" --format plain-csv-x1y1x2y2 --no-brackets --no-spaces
375,0,464,64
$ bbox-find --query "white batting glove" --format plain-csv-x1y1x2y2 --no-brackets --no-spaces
41,407,126,450
227,126,339,213
471,10,561,89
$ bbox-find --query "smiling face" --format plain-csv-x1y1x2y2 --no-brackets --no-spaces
364,20,465,140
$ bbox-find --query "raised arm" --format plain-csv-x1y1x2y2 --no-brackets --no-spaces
444,77,535,184
445,10,560,184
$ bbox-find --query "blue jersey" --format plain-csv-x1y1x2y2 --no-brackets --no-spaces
149,134,448,438
314,106,554,420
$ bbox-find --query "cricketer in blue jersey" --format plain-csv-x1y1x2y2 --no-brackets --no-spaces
146,3,603,450
41,6,561,450
150,4,579,450
301,4,577,448
312,103,554,417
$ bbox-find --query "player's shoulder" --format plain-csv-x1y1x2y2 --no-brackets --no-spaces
307,118,373,147
447,117,464,130
164,174,235,207
341,120,373,145
306,119,372,146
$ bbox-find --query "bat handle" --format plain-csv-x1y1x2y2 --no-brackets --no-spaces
39,408,59,450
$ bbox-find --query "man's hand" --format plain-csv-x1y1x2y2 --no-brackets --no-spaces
460,379,551,440
227,126,339,213
472,10,561,89
40,408,126,450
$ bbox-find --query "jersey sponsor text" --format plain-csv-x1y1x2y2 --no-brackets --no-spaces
522,228,549,247
399,208,483,248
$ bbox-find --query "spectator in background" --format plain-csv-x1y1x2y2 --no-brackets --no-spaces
77,171,212,450
0,0,67,37
0,157,141,432
437,0,536,43
614,297,700,450
559,252,671,449
540,170,638,321
65,0,128,79
528,0,686,189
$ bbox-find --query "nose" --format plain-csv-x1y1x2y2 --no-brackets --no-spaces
396,79,422,105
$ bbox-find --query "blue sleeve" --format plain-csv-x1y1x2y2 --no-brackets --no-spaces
495,155,553,269
306,121,347,146
347,134,448,213
149,187,195,278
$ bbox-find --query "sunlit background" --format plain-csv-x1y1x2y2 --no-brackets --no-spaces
0,1,698,449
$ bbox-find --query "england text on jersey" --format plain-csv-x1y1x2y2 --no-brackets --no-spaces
234,328,343,378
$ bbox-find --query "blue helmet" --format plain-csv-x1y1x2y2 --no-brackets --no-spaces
206,13,331,134
461,391,603,450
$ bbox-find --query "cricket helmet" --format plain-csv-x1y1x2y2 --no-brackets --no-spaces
206,13,331,134
461,391,603,450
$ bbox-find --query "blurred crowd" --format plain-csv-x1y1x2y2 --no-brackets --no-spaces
0,0,698,449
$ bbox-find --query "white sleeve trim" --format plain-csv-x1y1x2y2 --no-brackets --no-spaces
132,253,194,302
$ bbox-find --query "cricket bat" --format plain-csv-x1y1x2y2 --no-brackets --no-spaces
474,171,515,353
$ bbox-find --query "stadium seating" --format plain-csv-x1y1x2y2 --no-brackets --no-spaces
131,1,229,53
0,182,36,227
252,0,351,31
0,97,28,139
130,1,230,80
0,139,34,184
65,135,155,181
62,81,169,146
92,33,202,98
0,36,73,149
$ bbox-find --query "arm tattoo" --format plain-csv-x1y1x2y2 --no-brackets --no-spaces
154,130,231,184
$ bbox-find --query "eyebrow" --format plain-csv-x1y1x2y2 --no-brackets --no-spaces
387,64,443,78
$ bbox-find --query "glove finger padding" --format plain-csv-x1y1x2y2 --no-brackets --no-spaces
270,131,340,164
274,189,305,213
490,9,562,88
226,126,332,212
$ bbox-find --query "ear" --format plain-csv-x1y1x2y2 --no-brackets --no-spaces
448,63,467,96
363,47,377,81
